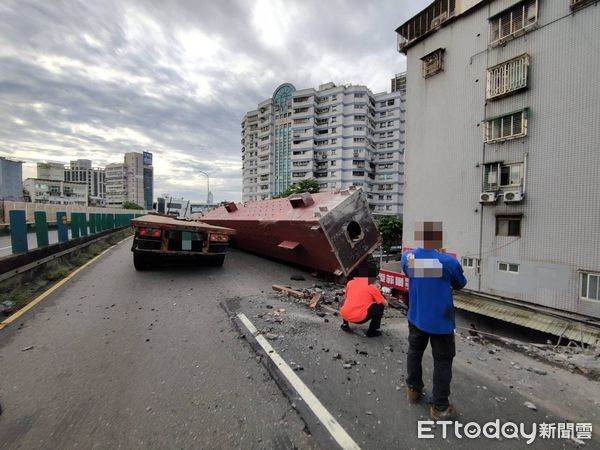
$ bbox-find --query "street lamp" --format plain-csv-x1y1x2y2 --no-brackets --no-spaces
198,171,210,205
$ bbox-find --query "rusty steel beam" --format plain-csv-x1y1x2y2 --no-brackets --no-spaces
202,189,381,276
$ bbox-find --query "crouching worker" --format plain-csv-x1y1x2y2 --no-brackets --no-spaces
340,259,388,337
401,221,467,420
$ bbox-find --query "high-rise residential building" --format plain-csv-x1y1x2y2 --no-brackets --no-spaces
37,161,65,181
104,152,153,208
64,159,106,206
391,72,407,93
0,156,23,200
241,80,406,216
105,163,127,207
142,151,154,210
395,0,600,317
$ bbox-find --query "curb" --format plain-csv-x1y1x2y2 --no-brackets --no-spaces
220,298,354,450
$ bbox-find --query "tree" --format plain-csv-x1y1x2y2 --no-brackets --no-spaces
122,201,144,210
376,216,403,252
274,179,320,198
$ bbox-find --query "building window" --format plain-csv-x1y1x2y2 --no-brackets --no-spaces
498,261,520,273
487,54,530,100
485,162,524,190
484,110,528,143
421,48,445,78
496,215,521,237
581,272,599,301
462,257,480,269
489,0,538,45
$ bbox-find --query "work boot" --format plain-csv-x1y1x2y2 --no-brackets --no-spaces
406,387,423,404
429,404,458,421
365,329,382,337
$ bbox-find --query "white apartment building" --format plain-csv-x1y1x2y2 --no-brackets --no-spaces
64,159,106,206
241,79,406,216
104,152,153,208
105,163,127,207
23,178,88,206
396,0,600,318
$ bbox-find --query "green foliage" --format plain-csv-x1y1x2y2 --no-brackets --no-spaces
274,179,320,198
376,216,403,252
122,201,144,210
43,266,70,281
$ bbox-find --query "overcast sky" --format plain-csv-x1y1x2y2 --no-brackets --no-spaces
0,0,428,202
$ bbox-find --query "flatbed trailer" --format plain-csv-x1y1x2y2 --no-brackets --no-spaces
130,214,235,270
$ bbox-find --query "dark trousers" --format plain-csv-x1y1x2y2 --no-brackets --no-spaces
344,303,384,332
406,322,455,410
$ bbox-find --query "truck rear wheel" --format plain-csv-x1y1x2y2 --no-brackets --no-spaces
209,254,225,267
133,253,150,271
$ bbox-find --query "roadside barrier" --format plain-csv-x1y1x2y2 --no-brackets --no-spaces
7,210,144,256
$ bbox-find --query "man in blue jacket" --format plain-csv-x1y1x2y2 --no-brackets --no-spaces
400,221,467,420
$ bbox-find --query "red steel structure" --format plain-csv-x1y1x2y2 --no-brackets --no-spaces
202,189,381,276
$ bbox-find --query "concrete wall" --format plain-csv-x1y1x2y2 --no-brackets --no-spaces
402,0,600,317
1,201,147,224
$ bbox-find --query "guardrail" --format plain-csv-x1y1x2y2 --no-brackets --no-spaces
0,201,147,224
7,209,144,255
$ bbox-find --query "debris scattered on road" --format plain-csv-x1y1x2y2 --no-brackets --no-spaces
524,401,537,411
290,274,306,281
21,346,34,351
264,333,280,341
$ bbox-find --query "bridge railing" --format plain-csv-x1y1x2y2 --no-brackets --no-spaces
6,208,146,255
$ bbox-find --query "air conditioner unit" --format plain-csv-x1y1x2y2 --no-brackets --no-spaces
503,190,524,203
479,192,497,203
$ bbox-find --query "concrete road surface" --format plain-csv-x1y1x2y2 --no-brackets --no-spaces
1,239,598,449
0,229,72,257
0,239,315,449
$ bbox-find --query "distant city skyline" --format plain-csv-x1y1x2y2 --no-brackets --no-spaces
0,0,429,202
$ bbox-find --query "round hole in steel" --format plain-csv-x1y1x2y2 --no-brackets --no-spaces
346,221,363,242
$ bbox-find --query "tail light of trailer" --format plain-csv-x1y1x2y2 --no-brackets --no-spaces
139,228,162,238
209,233,229,243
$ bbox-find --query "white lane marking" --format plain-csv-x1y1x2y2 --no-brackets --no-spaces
237,313,361,450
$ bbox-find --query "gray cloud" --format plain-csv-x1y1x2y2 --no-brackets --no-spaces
0,0,428,202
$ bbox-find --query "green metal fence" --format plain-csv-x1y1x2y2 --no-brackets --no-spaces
7,210,142,255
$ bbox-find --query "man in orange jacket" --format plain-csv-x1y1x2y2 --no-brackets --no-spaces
340,260,388,337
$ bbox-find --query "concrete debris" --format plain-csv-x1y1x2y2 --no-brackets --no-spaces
523,401,537,411
264,333,280,340
21,346,34,352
